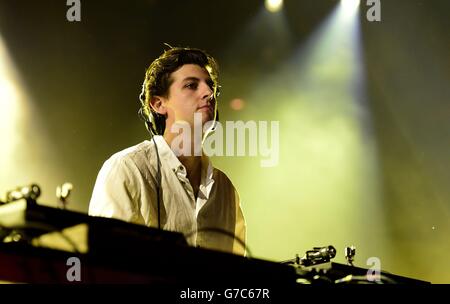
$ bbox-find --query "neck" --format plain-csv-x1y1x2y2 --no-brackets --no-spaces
163,122,204,157
163,124,207,199
163,126,204,169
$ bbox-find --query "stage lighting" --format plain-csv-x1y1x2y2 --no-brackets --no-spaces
0,37,23,158
341,0,360,17
265,0,283,13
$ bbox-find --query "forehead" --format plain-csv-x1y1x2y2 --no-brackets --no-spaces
170,64,211,82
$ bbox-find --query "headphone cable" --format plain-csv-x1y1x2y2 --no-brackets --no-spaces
150,131,162,230
138,107,162,230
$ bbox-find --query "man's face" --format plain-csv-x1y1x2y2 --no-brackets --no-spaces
162,64,216,128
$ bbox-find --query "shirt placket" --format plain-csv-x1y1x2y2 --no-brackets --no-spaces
173,165,196,209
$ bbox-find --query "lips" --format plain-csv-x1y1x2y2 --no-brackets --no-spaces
197,105,213,112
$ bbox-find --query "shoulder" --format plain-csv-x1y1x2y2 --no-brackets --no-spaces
103,141,154,168
107,140,152,162
98,140,156,179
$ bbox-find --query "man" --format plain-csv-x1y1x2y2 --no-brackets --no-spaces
89,47,246,255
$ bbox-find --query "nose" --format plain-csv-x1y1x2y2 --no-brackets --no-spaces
200,82,214,101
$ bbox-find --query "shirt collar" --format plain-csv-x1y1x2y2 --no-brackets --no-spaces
150,135,214,186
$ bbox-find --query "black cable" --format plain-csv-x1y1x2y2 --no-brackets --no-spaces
1,222,85,283
138,107,163,230
0,222,81,254
151,134,162,230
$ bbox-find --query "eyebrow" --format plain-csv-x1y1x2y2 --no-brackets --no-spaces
181,76,213,83
182,76,200,82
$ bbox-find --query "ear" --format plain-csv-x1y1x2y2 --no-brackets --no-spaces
149,96,167,115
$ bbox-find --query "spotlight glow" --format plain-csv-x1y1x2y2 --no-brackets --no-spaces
0,34,60,206
219,1,386,267
341,0,360,17
230,98,245,111
265,0,283,13
0,38,23,158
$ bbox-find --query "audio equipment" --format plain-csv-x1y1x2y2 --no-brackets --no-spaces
0,198,430,285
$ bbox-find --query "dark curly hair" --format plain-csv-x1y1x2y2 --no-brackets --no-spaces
139,46,220,135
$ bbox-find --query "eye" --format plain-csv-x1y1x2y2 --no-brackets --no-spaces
184,82,198,90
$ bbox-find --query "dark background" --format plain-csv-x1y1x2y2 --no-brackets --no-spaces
0,0,449,283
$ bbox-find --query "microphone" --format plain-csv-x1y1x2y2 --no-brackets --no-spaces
6,184,41,203
301,245,337,266
56,182,73,209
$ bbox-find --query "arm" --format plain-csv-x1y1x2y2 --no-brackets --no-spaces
88,156,144,225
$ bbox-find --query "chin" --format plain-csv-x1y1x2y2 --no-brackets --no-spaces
192,111,213,127
199,111,212,121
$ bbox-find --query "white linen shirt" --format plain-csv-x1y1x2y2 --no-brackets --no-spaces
88,136,246,255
